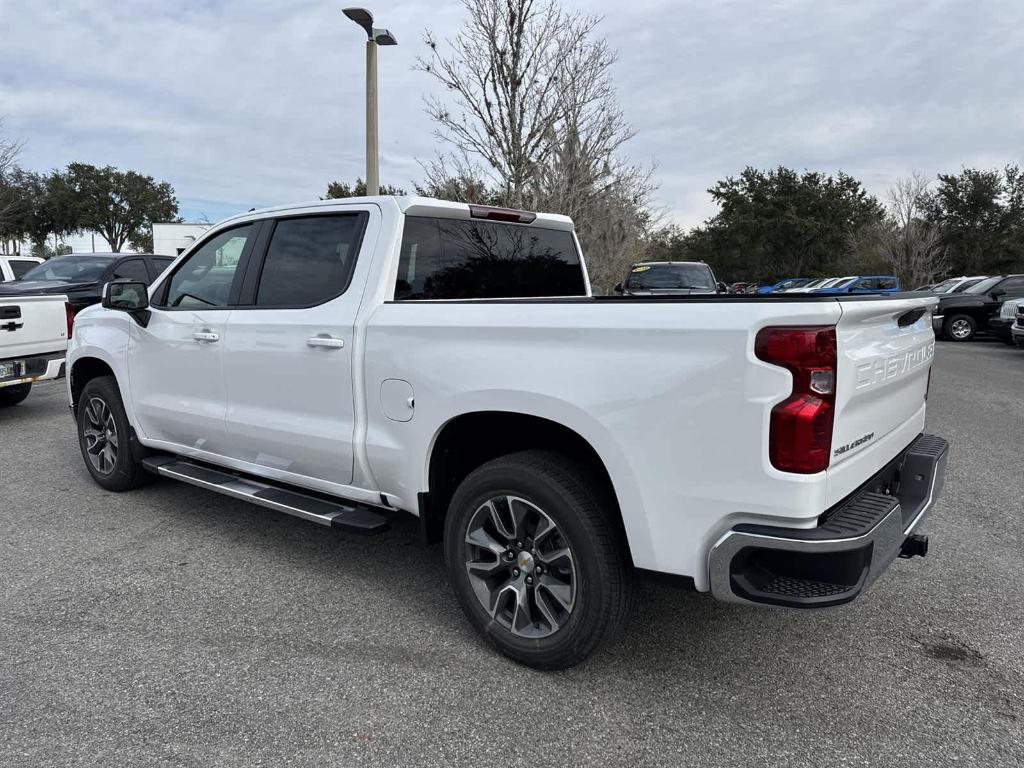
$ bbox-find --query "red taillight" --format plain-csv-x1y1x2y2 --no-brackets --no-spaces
755,326,837,474
65,302,76,339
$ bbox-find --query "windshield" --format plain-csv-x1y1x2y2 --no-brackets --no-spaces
19,255,116,283
832,277,857,289
932,278,960,293
952,278,983,293
965,277,1002,295
625,263,715,291
776,278,809,290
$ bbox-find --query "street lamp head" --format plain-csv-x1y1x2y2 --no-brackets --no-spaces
342,7,374,37
343,8,398,45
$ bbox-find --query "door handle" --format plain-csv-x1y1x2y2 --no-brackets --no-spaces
193,330,219,343
307,335,345,349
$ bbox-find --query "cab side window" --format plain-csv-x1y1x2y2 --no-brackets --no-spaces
255,214,367,307
158,224,252,309
150,257,174,280
10,260,38,279
112,258,150,283
999,277,1024,298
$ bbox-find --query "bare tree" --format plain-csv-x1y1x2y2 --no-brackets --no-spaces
418,0,654,293
525,34,656,293
858,173,948,289
418,0,600,208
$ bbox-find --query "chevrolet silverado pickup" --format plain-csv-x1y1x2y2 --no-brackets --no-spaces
65,196,949,669
1,294,70,407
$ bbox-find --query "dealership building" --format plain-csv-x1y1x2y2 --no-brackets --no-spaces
152,223,211,257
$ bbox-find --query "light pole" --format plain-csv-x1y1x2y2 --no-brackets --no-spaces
342,7,397,197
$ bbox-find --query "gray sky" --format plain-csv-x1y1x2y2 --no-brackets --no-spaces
2,0,1021,228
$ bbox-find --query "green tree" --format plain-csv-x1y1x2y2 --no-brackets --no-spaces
685,167,884,283
50,163,179,252
924,166,1024,274
324,178,406,198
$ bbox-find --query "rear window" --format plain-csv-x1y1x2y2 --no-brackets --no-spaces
10,260,38,279
625,263,716,291
394,216,586,300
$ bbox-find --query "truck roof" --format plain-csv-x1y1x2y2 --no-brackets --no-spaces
219,196,575,232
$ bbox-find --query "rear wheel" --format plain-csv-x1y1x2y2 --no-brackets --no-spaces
944,314,976,341
444,450,633,670
0,383,32,407
76,376,148,491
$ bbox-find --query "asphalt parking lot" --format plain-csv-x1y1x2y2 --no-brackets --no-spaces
2,342,1023,767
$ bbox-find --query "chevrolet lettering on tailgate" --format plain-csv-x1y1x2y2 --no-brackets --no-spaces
855,342,934,390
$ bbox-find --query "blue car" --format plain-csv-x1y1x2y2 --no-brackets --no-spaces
812,275,901,294
757,277,812,294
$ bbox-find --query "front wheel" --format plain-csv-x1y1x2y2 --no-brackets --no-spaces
0,383,32,408
76,376,149,491
944,314,976,341
444,450,633,670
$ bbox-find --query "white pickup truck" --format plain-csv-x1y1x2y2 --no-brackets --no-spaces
1,293,70,407
65,196,949,669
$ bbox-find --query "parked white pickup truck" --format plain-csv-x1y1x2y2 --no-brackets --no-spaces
1,294,70,407
0,255,44,283
65,197,949,669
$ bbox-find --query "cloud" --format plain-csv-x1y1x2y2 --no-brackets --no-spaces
1,0,1022,228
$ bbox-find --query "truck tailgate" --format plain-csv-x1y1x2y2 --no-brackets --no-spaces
826,294,938,505
0,295,69,360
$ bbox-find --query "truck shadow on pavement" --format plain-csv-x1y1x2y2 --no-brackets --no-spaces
61,465,963,686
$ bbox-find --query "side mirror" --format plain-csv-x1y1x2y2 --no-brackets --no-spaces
613,282,624,294
991,289,1005,300
717,282,728,294
102,280,151,326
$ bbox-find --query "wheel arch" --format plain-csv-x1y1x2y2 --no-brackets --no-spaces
69,356,119,414
419,408,646,566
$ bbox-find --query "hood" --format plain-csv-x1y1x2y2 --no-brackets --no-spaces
0,279,97,295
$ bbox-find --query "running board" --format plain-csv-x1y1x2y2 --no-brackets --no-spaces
142,456,389,534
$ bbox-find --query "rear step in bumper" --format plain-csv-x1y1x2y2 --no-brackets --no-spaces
142,456,389,534
708,433,949,608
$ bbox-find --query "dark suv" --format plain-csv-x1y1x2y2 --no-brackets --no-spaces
932,274,1024,341
0,252,174,315
614,261,720,296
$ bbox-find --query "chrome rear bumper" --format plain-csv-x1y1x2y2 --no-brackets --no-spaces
708,434,949,608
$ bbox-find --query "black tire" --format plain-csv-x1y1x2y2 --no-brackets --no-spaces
944,313,976,342
0,383,32,408
444,450,633,670
76,376,149,491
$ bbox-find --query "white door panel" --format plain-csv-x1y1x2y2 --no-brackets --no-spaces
129,308,231,451
221,305,356,484
219,210,377,487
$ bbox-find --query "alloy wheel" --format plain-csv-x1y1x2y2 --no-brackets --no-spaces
82,396,118,475
463,495,577,639
950,318,972,340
